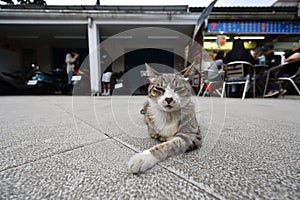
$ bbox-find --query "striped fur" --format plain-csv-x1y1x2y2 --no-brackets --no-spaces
128,64,202,173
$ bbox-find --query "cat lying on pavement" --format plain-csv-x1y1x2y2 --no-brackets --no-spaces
128,63,202,173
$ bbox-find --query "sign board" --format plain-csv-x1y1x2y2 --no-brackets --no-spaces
208,20,300,33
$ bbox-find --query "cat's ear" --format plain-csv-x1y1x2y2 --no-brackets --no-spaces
145,63,160,78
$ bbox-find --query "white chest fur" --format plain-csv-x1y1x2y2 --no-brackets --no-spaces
159,117,180,137
149,107,181,138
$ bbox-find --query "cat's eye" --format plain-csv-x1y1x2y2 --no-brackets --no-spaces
154,86,165,93
174,87,185,92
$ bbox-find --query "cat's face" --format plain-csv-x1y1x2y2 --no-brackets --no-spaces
146,64,192,112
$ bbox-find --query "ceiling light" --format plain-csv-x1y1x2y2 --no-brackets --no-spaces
234,36,265,40
7,35,39,39
53,36,86,39
204,36,230,40
102,36,133,39
147,36,179,39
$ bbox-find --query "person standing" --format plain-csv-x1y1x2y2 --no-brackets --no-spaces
101,50,112,96
65,52,79,88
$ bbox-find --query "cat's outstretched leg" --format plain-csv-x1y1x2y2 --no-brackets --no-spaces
128,136,195,173
128,150,159,173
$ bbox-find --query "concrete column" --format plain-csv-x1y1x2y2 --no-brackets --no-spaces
87,17,101,95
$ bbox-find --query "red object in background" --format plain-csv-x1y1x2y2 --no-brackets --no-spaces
216,35,226,47
262,22,265,32
210,22,218,31
203,82,216,92
294,44,300,51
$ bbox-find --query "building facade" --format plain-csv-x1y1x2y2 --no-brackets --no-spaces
0,4,299,94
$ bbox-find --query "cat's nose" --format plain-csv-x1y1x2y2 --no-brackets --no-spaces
165,97,173,104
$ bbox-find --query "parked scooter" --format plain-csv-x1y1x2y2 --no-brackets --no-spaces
27,64,68,94
71,68,90,95
0,70,27,94
71,68,89,85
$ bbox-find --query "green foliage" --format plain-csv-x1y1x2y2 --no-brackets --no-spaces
16,0,46,5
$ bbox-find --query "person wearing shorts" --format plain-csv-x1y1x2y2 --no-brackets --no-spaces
101,50,112,96
102,71,112,95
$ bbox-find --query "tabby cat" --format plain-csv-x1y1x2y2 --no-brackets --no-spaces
128,63,202,173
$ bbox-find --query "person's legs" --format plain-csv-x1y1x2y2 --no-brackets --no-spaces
101,72,112,95
102,82,107,95
106,82,111,95
68,71,73,85
281,73,290,89
225,76,252,97
258,73,282,97
261,73,286,97
227,77,243,93
67,71,74,93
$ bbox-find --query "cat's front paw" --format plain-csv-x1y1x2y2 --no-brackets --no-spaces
128,150,159,173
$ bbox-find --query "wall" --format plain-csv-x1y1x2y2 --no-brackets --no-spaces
0,48,21,73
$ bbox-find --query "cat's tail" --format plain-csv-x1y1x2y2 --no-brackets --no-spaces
128,134,201,173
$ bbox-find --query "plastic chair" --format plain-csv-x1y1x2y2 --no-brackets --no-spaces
221,61,253,100
263,59,300,97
